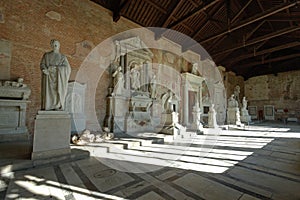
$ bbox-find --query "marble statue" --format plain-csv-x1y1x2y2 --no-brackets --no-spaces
130,63,140,90
228,94,238,108
112,66,124,95
162,90,178,112
149,75,157,99
40,39,71,110
234,85,241,107
227,94,242,125
192,100,203,133
242,96,247,110
208,104,218,128
241,96,251,123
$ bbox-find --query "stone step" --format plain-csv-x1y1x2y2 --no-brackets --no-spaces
78,138,233,173
119,138,154,146
103,139,142,149
92,145,228,173
129,145,250,161
107,146,237,167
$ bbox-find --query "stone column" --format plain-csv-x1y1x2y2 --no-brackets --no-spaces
143,61,149,92
199,83,203,110
182,79,189,126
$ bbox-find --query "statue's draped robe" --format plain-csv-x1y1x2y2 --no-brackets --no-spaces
40,51,71,110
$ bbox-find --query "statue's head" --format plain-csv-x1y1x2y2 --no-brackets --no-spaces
50,39,60,51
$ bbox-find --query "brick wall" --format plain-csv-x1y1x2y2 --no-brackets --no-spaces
0,0,140,133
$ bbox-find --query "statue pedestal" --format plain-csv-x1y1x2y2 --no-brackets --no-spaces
241,109,251,123
31,111,71,160
208,109,218,128
227,107,242,125
192,110,204,133
159,112,180,135
162,112,179,126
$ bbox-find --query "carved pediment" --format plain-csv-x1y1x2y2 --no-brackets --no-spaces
115,36,153,61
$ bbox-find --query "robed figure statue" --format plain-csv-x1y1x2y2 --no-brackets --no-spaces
40,39,71,110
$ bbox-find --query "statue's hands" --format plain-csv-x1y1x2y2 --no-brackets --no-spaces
42,69,49,75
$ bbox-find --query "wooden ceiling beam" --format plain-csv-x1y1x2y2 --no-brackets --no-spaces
143,0,167,14
245,20,265,40
284,0,294,27
207,34,227,52
254,40,268,51
156,0,220,40
231,0,254,25
212,26,300,57
240,53,300,68
266,16,300,21
256,0,274,32
199,1,298,44
160,0,183,27
224,41,300,65
189,2,224,40
120,0,131,15
166,0,221,29
185,1,298,51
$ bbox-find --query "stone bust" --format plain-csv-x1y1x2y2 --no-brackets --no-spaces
40,39,71,110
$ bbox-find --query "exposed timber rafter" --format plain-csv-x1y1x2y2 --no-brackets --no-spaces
156,0,221,39
241,53,300,68
185,1,299,51
231,0,254,25
212,26,300,57
224,41,300,66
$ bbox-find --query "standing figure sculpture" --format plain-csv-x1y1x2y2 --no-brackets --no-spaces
112,66,124,95
234,85,241,107
149,75,157,99
228,94,238,108
40,39,71,110
242,96,247,110
130,63,140,90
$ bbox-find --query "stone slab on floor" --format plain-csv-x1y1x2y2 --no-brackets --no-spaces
0,148,89,176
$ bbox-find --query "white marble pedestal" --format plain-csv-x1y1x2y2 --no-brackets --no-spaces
241,109,251,123
208,105,218,128
227,107,241,125
31,111,71,160
159,112,181,135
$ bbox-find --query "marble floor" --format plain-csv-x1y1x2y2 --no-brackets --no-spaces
1,121,300,200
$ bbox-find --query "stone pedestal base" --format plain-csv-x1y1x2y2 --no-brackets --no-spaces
241,109,251,123
32,111,71,160
159,112,185,135
241,115,251,123
208,110,218,128
191,111,204,133
227,107,241,125
161,112,179,126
